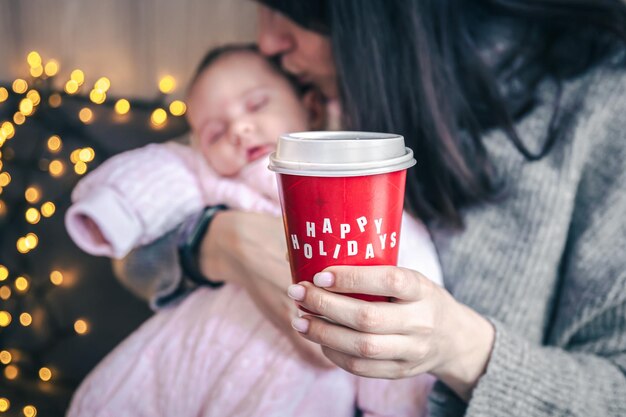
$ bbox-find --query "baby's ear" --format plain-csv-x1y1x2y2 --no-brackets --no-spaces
301,88,327,130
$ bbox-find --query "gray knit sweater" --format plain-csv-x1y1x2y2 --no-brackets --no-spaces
117,57,626,416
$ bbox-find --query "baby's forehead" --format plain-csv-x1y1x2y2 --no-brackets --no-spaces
205,50,281,80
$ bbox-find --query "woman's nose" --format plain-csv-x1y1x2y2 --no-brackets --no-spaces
257,8,294,56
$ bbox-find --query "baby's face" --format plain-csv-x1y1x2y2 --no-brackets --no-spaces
187,51,309,177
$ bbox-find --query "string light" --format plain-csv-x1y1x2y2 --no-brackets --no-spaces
70,149,80,164
1,121,14,139
49,159,65,177
44,60,60,77
94,77,111,92
70,69,85,86
169,100,186,116
78,147,95,162
19,312,32,327
159,75,176,94
47,135,62,152
19,98,34,116
64,80,79,95
41,202,55,217
39,367,52,382
30,66,44,78
48,93,62,108
0,265,8,281
0,398,8,412
0,87,8,102
17,237,29,254
74,319,89,335
13,112,26,125
12,79,28,94
25,233,39,250
15,276,29,292
25,186,41,203
0,200,6,217
0,286,10,300
0,350,11,364
151,108,167,127
23,405,37,417
0,311,11,327
89,89,106,104
27,51,42,68
4,365,18,380
0,172,11,187
74,161,87,175
26,90,41,106
50,270,63,286
114,99,130,115
79,108,93,124
25,208,41,224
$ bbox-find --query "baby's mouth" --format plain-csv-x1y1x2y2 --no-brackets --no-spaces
246,145,273,163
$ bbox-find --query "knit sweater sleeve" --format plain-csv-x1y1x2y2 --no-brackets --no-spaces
431,69,626,417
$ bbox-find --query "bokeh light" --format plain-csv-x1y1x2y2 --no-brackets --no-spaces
12,79,28,94
39,367,52,382
159,75,176,94
49,160,65,177
41,202,56,217
19,312,32,326
25,208,41,224
74,319,89,335
151,108,167,127
50,270,63,286
25,186,41,203
15,276,29,292
47,135,62,152
79,108,93,124
115,99,130,115
169,100,187,116
44,60,60,76
71,69,85,85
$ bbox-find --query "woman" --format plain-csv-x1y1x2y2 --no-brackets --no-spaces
117,1,626,415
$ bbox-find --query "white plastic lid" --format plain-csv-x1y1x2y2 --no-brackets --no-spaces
268,131,416,177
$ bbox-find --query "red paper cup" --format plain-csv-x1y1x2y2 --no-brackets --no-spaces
269,132,416,308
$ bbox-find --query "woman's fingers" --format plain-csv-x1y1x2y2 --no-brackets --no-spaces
289,282,417,334
293,314,410,361
314,265,430,301
321,346,411,379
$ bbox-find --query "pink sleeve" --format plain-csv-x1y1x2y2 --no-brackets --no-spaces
65,142,207,259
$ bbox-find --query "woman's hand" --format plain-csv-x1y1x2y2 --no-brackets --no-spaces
199,210,334,369
286,265,495,401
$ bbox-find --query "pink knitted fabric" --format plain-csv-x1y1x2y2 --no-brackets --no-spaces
65,141,442,416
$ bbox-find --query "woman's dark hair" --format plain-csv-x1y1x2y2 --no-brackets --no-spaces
188,43,305,97
257,0,626,227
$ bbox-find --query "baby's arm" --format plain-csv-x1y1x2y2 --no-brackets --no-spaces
66,142,207,258
66,142,280,259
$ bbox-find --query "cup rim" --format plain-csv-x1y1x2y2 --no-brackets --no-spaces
269,147,416,177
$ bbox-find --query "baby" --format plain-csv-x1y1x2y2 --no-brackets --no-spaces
66,44,442,417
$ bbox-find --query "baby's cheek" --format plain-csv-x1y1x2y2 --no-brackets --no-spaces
207,148,243,177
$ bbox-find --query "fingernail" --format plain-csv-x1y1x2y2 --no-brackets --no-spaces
287,284,306,301
291,317,309,333
313,272,334,287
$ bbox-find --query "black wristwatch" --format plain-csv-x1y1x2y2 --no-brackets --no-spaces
177,205,228,288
